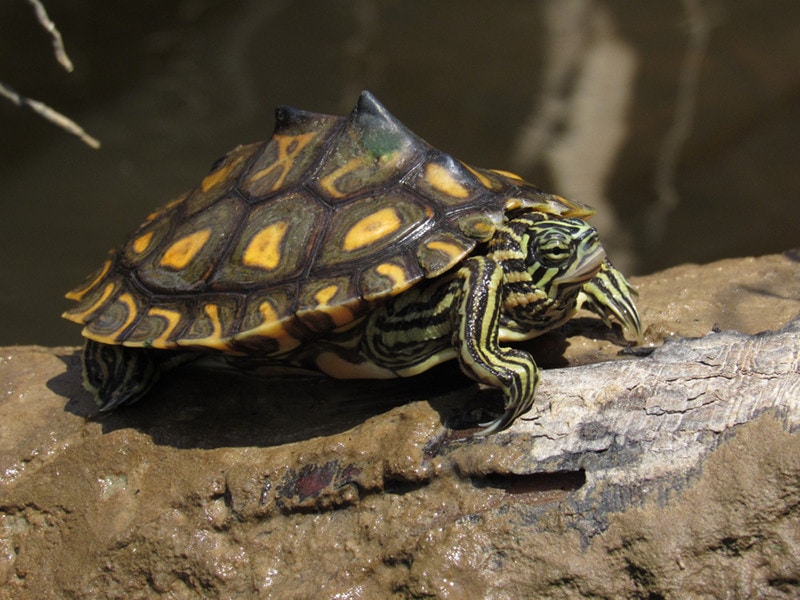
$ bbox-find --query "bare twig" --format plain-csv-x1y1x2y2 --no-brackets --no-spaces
27,0,73,72
0,81,101,149
2,0,101,148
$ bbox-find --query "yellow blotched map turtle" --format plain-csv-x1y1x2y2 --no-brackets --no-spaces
64,91,641,433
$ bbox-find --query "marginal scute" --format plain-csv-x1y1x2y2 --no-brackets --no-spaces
63,278,117,324
83,284,143,343
238,288,302,353
296,276,361,333
64,257,113,302
456,213,501,242
177,298,239,348
124,305,186,347
360,254,423,302
415,231,476,278
314,284,340,306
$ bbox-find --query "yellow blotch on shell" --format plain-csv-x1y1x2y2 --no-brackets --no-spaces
201,155,243,192
160,229,212,270
132,231,154,254
314,284,339,306
317,157,365,199
63,281,115,323
467,220,495,240
235,300,299,354
78,290,137,345
425,162,470,199
242,221,289,271
145,307,184,347
114,293,138,336
343,207,402,252
259,300,278,324
462,163,495,189
146,195,185,222
376,262,407,287
65,259,112,302
203,304,222,340
177,304,226,349
490,169,524,181
425,240,464,262
250,132,318,192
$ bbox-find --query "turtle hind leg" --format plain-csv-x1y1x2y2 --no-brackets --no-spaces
81,340,161,411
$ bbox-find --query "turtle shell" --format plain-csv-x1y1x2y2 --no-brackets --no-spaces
64,91,593,355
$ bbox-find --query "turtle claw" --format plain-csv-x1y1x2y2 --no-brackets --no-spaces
578,259,643,344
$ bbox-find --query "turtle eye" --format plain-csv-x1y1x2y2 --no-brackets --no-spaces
531,232,573,268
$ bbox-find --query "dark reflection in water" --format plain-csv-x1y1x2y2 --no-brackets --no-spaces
1,0,798,345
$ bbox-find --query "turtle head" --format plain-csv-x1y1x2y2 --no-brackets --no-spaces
522,217,607,296
490,214,641,342
490,216,605,335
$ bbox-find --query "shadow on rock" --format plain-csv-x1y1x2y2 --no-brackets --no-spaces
49,349,485,448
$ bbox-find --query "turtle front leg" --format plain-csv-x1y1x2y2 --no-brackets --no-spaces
452,256,539,434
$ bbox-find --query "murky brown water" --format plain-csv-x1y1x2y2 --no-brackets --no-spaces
1,0,799,345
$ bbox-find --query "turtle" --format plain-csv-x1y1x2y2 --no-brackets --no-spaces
63,91,641,434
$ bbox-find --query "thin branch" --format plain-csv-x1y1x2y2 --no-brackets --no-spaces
0,81,101,149
27,0,74,72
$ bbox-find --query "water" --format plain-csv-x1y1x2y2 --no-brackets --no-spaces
1,0,798,345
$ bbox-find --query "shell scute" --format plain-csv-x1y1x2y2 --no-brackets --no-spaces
407,154,492,207
136,196,245,294
213,191,325,288
314,191,429,271
414,231,476,278
185,145,254,217
296,275,363,335
241,119,334,201
236,286,304,354
75,276,142,344
360,254,425,302
124,303,186,347
309,94,424,203
175,298,241,349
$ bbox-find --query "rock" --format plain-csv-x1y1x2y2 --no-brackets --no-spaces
1,252,799,598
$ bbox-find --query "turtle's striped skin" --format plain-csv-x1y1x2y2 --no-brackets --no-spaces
64,91,641,434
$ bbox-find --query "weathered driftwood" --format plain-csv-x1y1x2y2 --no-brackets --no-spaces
435,314,800,537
